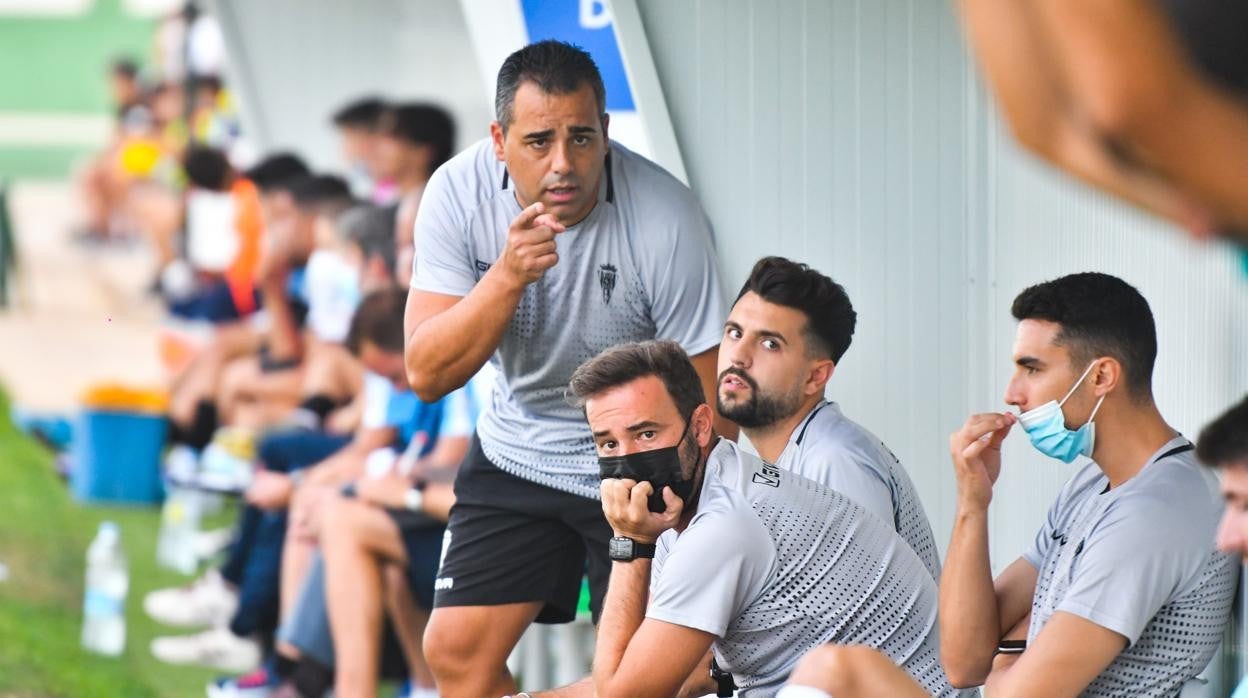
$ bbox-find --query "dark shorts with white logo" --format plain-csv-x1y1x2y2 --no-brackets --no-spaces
431,436,612,624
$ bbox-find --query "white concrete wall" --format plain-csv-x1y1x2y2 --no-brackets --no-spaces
209,0,493,171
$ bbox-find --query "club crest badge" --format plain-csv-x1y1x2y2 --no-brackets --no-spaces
598,263,617,305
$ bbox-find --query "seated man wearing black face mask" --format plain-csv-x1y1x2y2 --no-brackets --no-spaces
522,340,966,698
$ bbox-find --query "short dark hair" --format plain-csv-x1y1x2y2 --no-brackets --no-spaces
194,74,223,95
111,57,139,79
735,256,857,363
495,40,605,132
332,96,388,131
244,153,310,193
288,175,353,215
568,340,705,420
182,146,231,191
1197,396,1248,468
379,103,457,171
1011,272,1157,399
337,204,398,280
345,287,407,355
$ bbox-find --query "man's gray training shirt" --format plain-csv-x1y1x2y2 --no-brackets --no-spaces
412,138,726,498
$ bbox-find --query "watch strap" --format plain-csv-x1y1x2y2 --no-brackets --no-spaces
633,540,657,558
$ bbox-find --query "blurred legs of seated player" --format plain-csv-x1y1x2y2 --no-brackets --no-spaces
215,336,364,433
324,471,459,698
126,179,183,270
217,353,306,431
168,323,262,450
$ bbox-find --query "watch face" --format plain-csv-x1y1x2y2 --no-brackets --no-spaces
609,537,634,560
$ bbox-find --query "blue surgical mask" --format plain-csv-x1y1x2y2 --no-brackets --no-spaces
1017,361,1106,463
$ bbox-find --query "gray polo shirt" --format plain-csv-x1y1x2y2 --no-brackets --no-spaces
775,400,942,581
1023,437,1237,696
411,138,726,498
649,440,967,697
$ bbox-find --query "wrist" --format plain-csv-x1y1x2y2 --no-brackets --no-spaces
609,535,657,562
484,263,528,295
954,503,990,523
613,530,656,546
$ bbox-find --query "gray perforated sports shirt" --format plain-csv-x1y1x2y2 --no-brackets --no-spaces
411,138,726,498
775,400,941,582
649,440,968,697
1023,437,1237,696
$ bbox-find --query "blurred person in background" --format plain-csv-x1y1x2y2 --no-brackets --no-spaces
331,96,389,201
1194,396,1248,697
76,57,147,242
165,154,310,455
371,103,455,214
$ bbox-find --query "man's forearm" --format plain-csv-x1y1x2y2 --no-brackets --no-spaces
404,269,524,400
939,507,1000,686
958,0,1066,151
958,0,1192,228
1035,0,1248,231
1114,79,1248,231
592,559,651,695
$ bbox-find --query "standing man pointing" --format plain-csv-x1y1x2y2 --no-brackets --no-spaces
403,40,731,697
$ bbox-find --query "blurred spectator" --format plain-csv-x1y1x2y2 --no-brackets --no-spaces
331,96,389,200
372,103,455,210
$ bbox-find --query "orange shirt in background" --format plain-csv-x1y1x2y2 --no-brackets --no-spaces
224,178,263,315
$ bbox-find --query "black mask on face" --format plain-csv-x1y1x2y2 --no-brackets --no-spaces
598,418,696,513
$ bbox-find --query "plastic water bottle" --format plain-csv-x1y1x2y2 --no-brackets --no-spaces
82,521,128,656
157,486,202,574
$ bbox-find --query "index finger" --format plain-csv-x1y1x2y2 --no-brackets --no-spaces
961,412,1012,440
512,201,546,228
533,213,567,234
985,417,1016,448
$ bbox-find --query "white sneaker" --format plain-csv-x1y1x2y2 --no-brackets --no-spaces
196,441,254,493
144,568,238,628
195,527,236,562
151,626,262,673
164,444,201,486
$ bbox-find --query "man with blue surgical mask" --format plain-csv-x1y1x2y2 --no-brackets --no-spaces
773,272,1238,698
938,271,1236,696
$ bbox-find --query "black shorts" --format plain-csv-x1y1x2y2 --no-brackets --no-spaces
432,436,611,624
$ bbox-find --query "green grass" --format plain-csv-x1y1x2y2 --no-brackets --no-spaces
0,390,230,697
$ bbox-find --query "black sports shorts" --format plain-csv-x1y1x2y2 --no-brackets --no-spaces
431,436,611,624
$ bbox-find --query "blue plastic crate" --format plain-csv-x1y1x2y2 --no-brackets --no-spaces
71,409,167,504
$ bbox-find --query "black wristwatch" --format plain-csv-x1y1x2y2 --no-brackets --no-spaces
608,536,656,561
